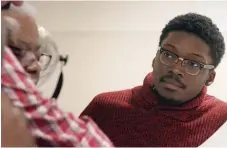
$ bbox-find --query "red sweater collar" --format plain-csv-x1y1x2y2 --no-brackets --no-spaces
133,72,207,111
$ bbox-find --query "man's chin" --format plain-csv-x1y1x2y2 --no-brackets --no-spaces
155,87,185,106
158,95,184,106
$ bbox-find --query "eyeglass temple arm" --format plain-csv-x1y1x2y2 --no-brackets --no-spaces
59,55,68,66
203,64,215,69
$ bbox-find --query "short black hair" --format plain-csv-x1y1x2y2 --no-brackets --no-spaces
159,13,225,68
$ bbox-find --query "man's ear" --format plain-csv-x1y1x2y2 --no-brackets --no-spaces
206,70,216,86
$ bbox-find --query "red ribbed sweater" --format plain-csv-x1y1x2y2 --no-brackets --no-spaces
80,73,227,147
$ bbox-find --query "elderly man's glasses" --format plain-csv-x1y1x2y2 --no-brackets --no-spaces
39,53,52,70
9,45,52,70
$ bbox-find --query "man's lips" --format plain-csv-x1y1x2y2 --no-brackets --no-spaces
163,79,185,88
162,82,182,91
160,77,186,91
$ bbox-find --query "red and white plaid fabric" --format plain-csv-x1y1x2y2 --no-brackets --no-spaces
1,47,114,147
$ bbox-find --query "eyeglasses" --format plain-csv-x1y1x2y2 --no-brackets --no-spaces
39,53,52,70
9,45,52,71
158,47,214,75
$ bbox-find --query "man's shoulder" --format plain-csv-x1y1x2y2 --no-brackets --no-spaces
204,94,227,115
91,86,144,108
94,88,133,103
205,94,227,107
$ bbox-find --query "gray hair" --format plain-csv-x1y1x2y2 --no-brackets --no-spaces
1,12,20,60
10,2,37,17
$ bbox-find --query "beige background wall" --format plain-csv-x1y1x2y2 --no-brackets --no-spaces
30,1,227,115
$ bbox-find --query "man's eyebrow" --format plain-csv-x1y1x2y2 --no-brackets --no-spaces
190,52,206,61
162,43,178,51
164,43,176,49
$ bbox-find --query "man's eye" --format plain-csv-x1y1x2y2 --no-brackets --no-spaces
9,46,22,58
187,61,200,67
163,52,174,59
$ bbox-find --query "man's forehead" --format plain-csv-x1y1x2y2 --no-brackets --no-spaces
162,31,210,51
2,10,34,23
161,31,212,63
2,10,38,35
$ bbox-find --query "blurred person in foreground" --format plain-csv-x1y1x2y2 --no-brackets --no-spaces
80,13,227,147
2,6,36,146
1,1,113,147
3,1,65,97
2,1,41,84
2,7,41,84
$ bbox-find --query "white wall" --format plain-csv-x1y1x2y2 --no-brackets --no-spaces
30,1,227,115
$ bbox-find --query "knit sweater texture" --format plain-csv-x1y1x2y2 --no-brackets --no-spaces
80,73,227,147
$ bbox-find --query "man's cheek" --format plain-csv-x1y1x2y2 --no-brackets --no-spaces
19,56,30,67
156,62,168,75
153,65,165,82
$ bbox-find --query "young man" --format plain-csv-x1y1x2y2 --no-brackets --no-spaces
80,13,227,147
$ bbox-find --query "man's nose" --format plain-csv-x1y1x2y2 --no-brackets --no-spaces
22,51,40,72
170,59,185,77
26,61,41,73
